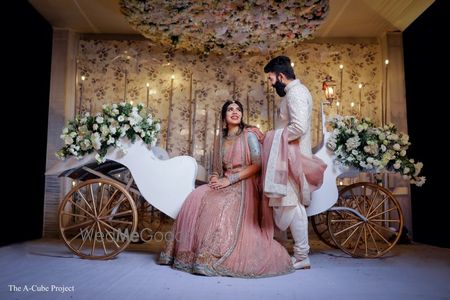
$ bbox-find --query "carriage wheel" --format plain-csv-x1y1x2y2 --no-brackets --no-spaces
327,182,403,258
311,213,338,248
58,178,138,259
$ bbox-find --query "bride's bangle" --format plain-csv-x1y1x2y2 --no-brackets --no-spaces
227,173,240,184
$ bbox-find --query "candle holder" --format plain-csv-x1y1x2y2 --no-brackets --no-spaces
339,64,344,114
166,75,175,152
382,59,389,126
188,73,193,151
358,83,363,118
146,83,150,107
79,75,86,115
203,106,209,166
322,75,336,105
266,81,272,129
246,93,250,123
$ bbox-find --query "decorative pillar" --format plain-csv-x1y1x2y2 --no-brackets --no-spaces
44,29,79,237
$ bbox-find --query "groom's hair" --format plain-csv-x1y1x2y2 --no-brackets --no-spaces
264,56,296,80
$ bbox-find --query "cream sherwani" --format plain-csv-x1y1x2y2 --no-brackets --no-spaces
269,79,312,260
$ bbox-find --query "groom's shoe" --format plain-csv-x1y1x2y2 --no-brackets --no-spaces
291,256,311,270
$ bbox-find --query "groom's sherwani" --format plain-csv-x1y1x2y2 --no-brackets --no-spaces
269,79,313,209
268,79,313,261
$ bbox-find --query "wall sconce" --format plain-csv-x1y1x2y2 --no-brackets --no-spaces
322,75,336,104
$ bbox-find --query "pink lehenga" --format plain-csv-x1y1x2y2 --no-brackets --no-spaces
159,128,293,277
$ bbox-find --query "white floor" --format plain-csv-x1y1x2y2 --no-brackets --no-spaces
1,238,449,300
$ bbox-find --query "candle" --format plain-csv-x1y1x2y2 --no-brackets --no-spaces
326,86,335,100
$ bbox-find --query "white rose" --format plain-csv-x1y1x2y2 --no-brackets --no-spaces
107,136,115,145
64,136,74,145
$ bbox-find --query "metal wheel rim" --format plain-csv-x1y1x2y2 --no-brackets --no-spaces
327,182,403,258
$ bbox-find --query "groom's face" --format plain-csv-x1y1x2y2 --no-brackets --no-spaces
267,72,278,86
268,72,287,97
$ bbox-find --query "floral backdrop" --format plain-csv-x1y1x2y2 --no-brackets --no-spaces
76,39,382,172
119,0,329,56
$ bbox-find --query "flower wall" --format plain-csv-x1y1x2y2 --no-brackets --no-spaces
76,39,383,168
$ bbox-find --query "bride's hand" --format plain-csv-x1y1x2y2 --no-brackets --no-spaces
208,175,219,185
208,177,231,190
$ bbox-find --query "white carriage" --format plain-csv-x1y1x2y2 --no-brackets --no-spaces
47,111,403,260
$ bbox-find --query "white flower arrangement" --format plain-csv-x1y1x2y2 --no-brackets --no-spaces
119,0,329,56
327,115,426,187
56,102,161,164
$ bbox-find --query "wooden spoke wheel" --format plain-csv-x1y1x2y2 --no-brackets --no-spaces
311,213,338,248
327,182,403,258
58,178,138,259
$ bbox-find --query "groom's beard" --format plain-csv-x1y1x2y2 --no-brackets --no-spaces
273,80,286,97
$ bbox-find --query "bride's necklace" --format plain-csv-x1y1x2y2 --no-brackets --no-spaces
225,129,241,140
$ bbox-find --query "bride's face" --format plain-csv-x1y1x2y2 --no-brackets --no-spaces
225,103,242,126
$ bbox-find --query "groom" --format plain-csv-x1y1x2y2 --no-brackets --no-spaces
262,56,325,270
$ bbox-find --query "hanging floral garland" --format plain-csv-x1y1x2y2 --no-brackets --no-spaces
119,0,329,56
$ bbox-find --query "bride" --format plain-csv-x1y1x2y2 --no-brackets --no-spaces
159,100,293,277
